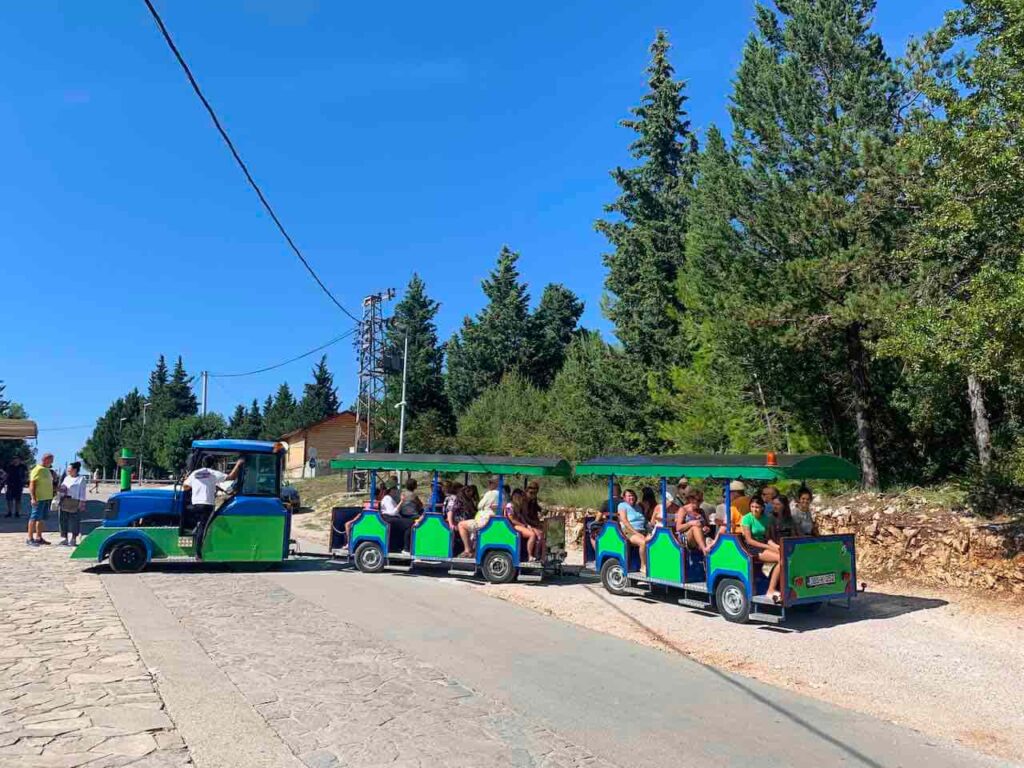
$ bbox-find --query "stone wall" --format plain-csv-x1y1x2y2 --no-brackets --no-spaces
543,495,1024,598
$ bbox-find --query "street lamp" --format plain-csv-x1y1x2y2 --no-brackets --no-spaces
139,402,151,484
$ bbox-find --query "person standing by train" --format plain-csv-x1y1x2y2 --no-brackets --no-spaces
58,462,87,546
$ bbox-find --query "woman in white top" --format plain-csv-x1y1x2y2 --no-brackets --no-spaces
58,462,87,546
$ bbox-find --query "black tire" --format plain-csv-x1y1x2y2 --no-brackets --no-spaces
715,577,751,623
482,550,515,584
600,558,629,596
354,541,385,573
109,541,147,574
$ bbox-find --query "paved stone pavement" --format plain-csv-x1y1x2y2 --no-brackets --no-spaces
0,524,190,768
139,568,613,768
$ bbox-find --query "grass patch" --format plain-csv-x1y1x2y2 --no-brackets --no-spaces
288,474,354,509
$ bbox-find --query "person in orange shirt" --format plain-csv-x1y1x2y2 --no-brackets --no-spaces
728,480,750,533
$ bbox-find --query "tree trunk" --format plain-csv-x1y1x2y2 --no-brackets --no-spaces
966,373,992,471
845,325,880,490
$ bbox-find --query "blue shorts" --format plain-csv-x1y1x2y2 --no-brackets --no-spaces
29,500,51,521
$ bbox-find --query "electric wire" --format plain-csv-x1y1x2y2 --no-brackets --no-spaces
208,327,357,378
140,0,360,324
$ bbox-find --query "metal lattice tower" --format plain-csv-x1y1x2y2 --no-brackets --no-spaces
354,289,395,453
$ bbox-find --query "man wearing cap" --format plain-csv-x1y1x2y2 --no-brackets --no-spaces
671,477,691,507
714,480,750,533
27,453,55,546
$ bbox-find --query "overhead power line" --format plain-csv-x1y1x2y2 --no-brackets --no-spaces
209,327,357,378
141,0,360,324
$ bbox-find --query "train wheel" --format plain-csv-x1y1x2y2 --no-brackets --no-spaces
354,542,385,573
715,577,750,623
109,541,147,574
482,551,515,584
600,558,628,596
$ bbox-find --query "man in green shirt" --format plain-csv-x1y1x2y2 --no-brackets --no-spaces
28,453,55,546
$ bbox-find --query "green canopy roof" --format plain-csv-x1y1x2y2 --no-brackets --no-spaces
329,453,572,477
574,454,860,481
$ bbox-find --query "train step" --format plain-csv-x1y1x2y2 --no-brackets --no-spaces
751,594,782,606
678,597,712,610
684,581,709,594
517,572,543,583
749,611,783,624
448,568,478,577
627,572,651,583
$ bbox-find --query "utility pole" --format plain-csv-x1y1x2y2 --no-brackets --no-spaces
397,334,409,454
201,371,208,417
139,402,151,484
354,289,394,453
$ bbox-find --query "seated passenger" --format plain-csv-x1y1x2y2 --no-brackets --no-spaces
506,489,538,561
524,480,547,561
792,486,815,535
640,486,658,526
740,497,782,602
761,484,780,516
391,477,422,553
457,480,498,559
380,483,400,517
716,480,750,533
617,489,649,572
652,494,678,529
443,481,465,527
675,490,713,555
773,494,795,539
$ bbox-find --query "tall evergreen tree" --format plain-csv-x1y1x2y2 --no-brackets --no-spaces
297,355,339,427
227,404,248,436
165,357,198,419
148,355,169,401
527,284,584,388
382,274,452,449
445,246,533,412
263,383,299,439
597,30,698,367
692,0,908,488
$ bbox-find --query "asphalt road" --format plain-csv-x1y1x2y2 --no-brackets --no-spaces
264,566,1007,768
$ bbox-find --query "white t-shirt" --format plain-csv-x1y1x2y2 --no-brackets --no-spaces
380,492,399,517
60,475,87,502
478,489,499,512
185,468,227,506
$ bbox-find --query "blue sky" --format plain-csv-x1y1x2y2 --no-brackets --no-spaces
1,0,953,466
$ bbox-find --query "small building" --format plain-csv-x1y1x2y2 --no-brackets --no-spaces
281,412,357,479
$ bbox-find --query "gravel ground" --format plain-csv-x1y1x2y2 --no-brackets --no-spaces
468,572,1024,764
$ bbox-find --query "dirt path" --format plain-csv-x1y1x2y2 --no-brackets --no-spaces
471,574,1023,764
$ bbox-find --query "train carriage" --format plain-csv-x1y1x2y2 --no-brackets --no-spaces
576,454,861,623
328,453,571,583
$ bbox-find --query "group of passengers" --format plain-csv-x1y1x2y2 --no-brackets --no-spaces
363,474,546,562
599,477,817,602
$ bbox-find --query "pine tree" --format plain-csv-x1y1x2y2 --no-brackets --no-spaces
382,274,452,448
596,30,698,367
165,357,198,419
297,356,339,427
263,383,299,439
699,0,908,488
227,404,247,436
148,355,169,401
527,284,584,388
445,246,533,412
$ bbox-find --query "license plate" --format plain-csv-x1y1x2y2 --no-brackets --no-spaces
806,572,836,587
